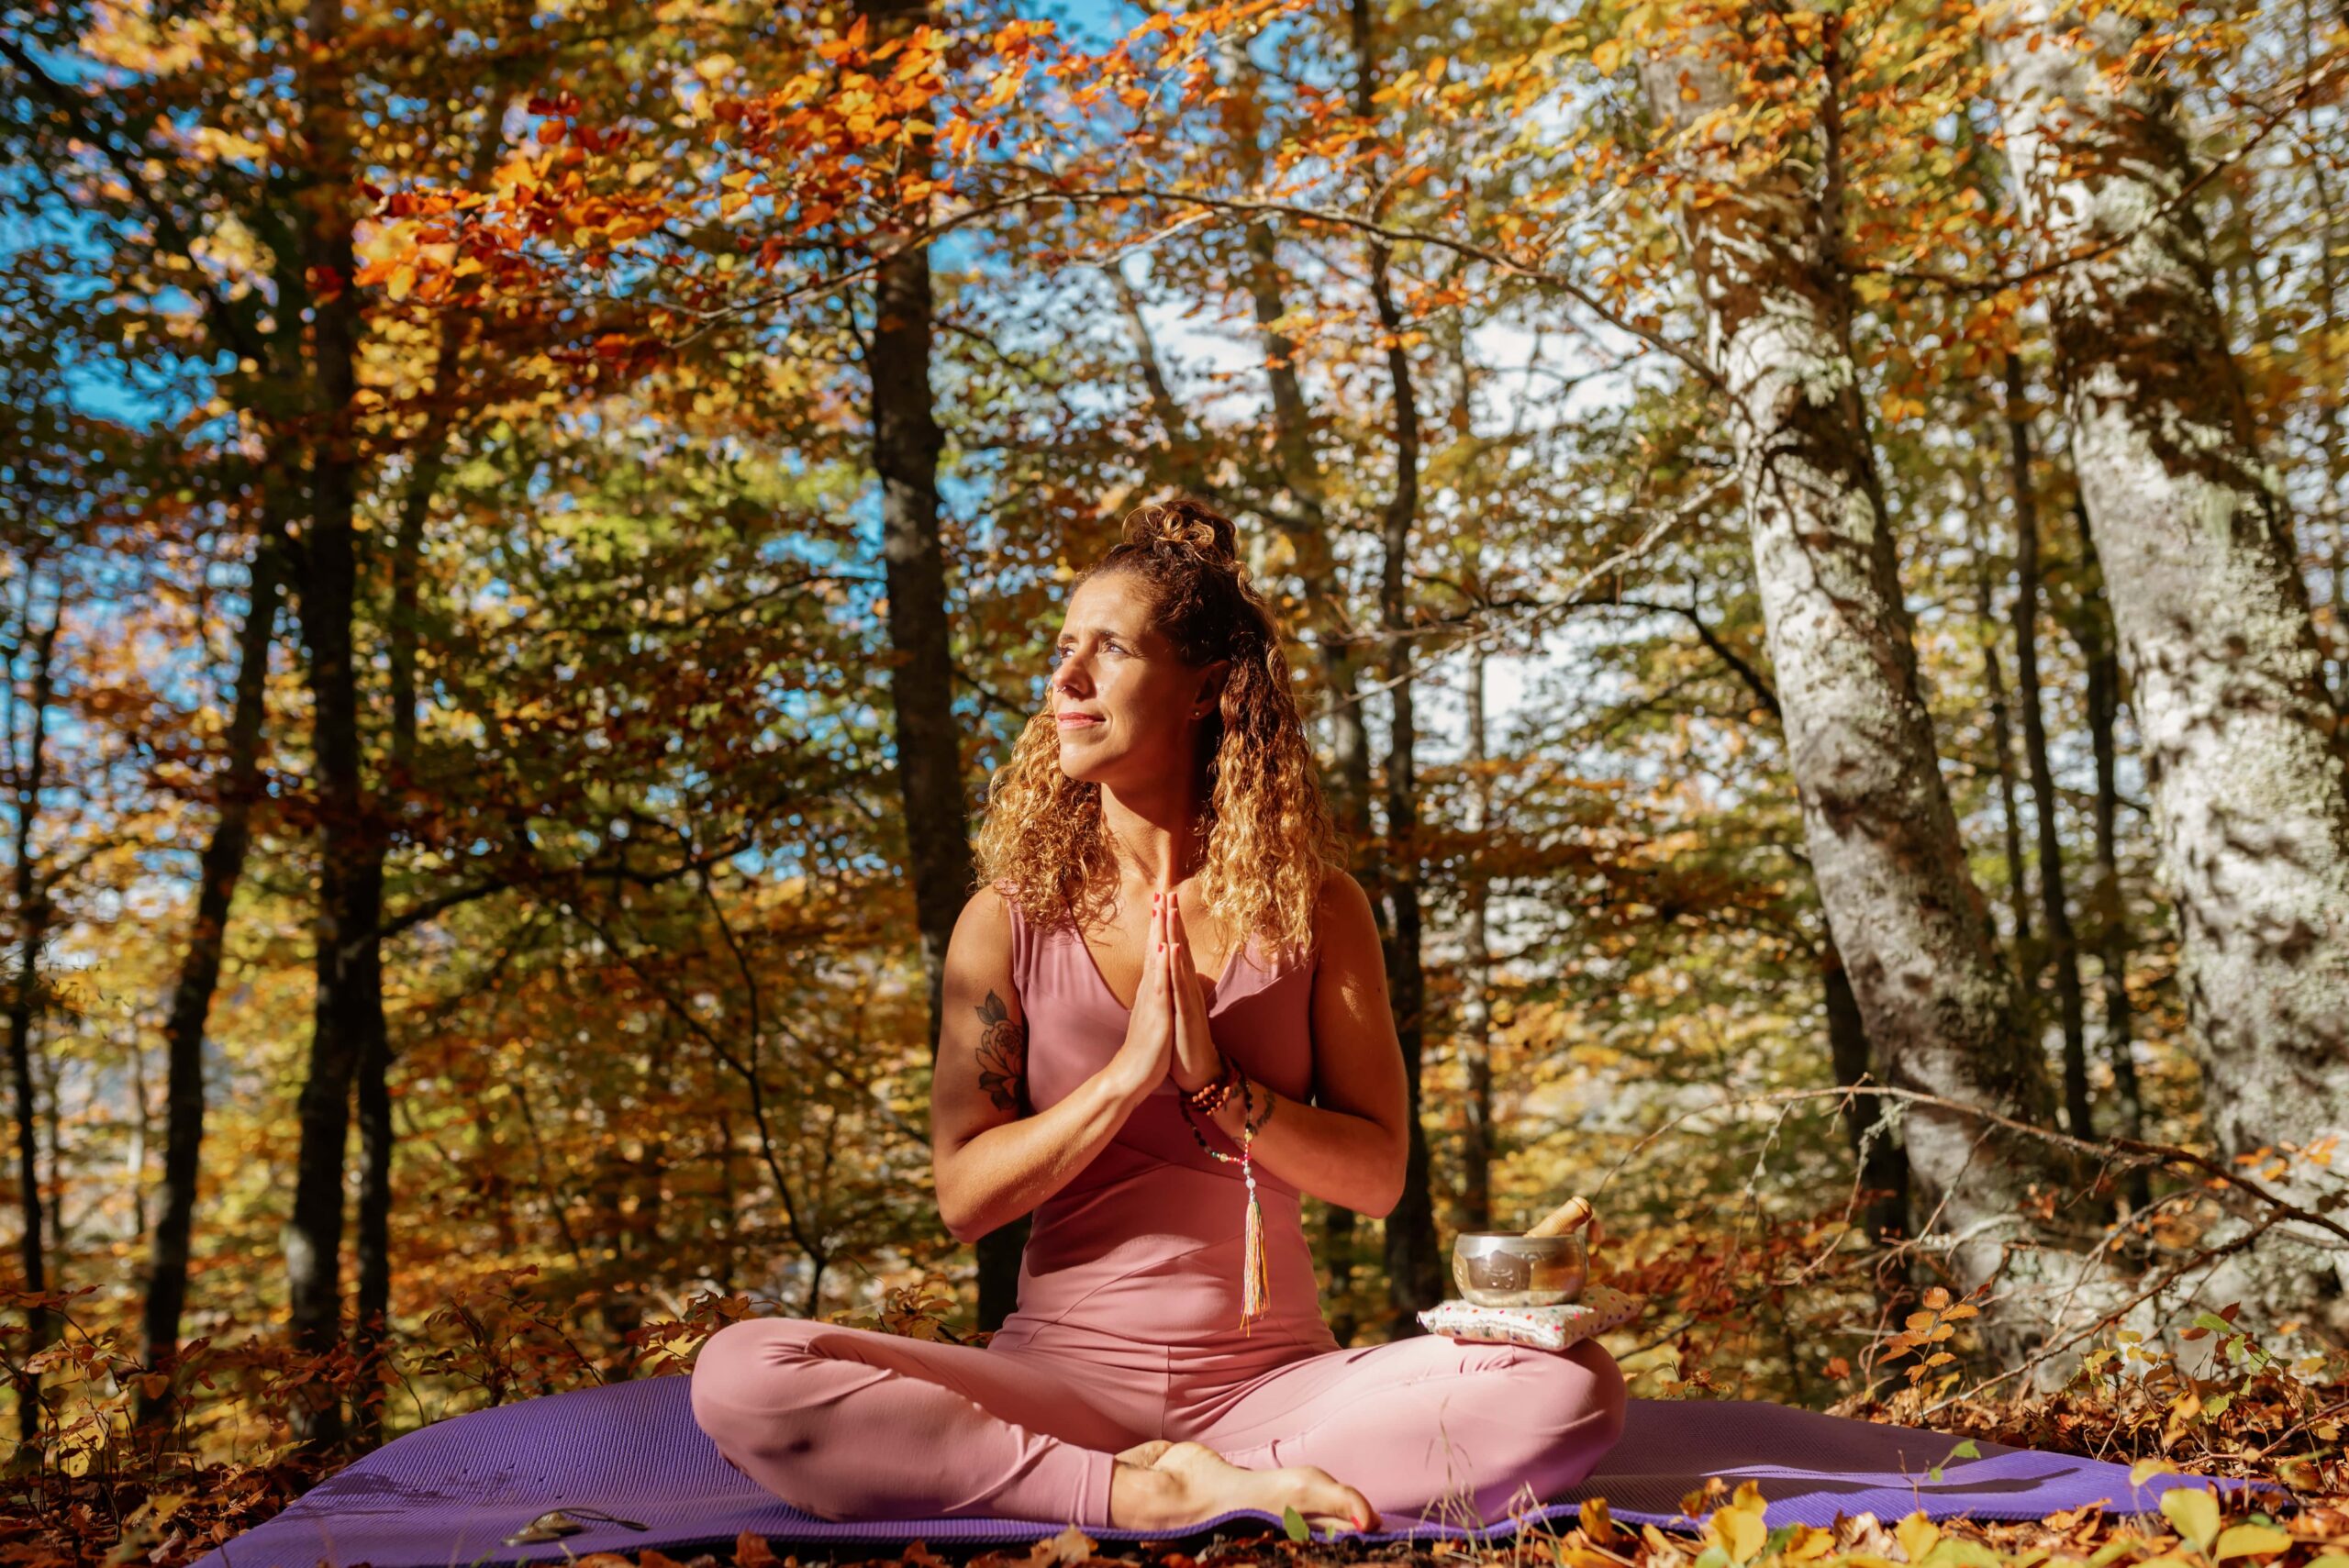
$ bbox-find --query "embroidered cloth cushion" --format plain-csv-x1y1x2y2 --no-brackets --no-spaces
1417,1284,1645,1351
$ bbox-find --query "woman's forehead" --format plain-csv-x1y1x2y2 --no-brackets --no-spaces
1061,575,1152,634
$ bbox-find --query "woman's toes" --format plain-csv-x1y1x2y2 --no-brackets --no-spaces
1286,1466,1378,1530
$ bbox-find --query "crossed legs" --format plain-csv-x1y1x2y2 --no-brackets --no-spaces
689,1317,1627,1531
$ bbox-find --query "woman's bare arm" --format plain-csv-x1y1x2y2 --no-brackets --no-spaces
930,886,1155,1244
1193,870,1410,1216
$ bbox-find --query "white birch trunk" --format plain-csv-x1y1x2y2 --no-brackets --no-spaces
1639,43,2079,1348
1982,0,2349,1335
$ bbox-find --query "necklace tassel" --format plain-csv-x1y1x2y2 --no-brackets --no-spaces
1240,1162,1268,1333
1178,1062,1275,1333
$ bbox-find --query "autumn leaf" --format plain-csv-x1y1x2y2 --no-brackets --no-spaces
2214,1525,2293,1561
1707,1480,1770,1564
1023,1523,1097,1566
2161,1487,2221,1554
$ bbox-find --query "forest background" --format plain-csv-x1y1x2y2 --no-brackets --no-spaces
6,0,2349,1557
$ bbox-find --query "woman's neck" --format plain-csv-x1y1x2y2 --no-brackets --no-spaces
1098,783,1206,886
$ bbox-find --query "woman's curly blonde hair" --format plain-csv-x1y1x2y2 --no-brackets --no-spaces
973,496,1349,972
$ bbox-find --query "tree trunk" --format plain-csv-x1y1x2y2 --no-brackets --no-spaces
2071,519,2154,1217
1110,268,1213,496
1350,0,1442,1338
1983,0,2349,1331
1640,27,2069,1343
284,0,381,1449
2002,354,2092,1138
1460,653,1495,1235
855,0,1011,1328
1968,490,2033,952
349,1014,392,1447
139,517,285,1426
6,600,59,1445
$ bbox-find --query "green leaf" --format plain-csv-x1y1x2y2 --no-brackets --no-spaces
2086,1538,2143,1568
1284,1505,1308,1543
2161,1486,2221,1553
1947,1439,1980,1461
2213,1524,2291,1561
1920,1540,2003,1568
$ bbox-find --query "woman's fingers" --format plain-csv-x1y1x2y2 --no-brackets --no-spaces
1162,894,1178,1009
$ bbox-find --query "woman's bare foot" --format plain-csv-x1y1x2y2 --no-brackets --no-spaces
1107,1440,1379,1535
1116,1439,1176,1467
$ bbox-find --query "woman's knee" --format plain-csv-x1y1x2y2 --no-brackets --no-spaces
693,1317,828,1383
1363,1344,1625,1519
688,1319,829,1447
1524,1341,1627,1487
1567,1340,1628,1439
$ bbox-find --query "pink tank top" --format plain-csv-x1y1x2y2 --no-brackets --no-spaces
992,884,1341,1354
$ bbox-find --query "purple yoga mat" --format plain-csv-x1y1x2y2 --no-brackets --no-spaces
195,1374,2267,1567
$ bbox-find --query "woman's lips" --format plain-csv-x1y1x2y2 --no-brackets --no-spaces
1056,715,1101,729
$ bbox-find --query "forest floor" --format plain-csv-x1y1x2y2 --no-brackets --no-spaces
20,1365,2349,1568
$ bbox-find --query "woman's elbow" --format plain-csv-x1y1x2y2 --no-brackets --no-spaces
933,1160,980,1245
1364,1129,1409,1218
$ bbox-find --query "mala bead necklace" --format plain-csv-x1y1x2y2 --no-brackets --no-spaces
1178,1054,1275,1331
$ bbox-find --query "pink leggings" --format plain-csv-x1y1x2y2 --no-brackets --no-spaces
690,1315,1627,1529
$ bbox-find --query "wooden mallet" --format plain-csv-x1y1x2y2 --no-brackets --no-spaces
1523,1195,1593,1239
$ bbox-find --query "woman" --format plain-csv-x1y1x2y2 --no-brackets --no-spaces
690,498,1626,1534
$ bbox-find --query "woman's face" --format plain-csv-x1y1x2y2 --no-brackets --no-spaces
1050,571,1224,791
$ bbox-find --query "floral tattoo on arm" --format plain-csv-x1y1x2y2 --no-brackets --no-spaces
974,990,1028,1115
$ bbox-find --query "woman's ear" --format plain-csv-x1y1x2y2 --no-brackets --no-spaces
1195,659,1232,717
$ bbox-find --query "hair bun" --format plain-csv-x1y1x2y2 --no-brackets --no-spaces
1122,497,1241,573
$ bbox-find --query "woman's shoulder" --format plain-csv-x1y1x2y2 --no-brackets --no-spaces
1313,865,1372,923
955,882,1027,951
1304,867,1376,963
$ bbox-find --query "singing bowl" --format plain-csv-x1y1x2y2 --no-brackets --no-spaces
1450,1231,1587,1307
